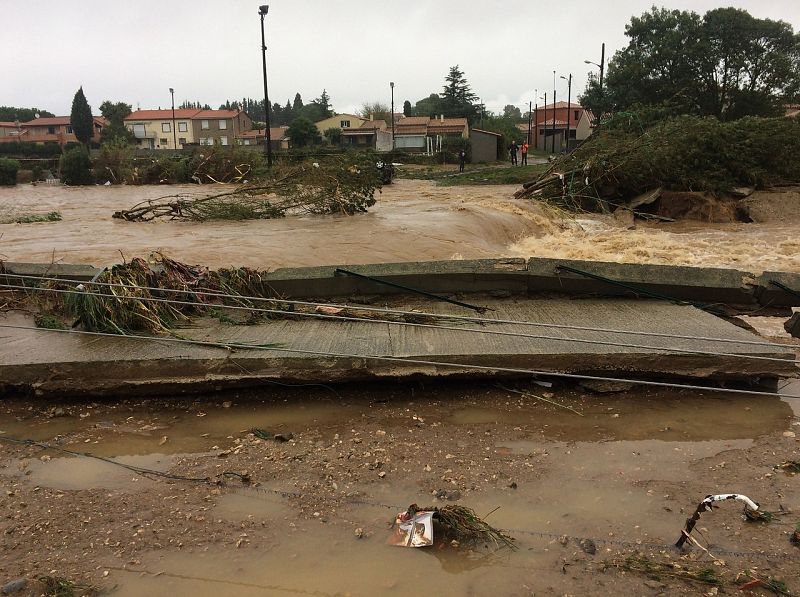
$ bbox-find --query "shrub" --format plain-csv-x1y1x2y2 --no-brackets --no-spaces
59,147,94,185
0,158,20,185
93,141,133,184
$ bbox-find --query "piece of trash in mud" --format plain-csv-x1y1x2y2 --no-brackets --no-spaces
388,509,434,548
735,571,791,595
676,493,760,548
775,461,800,474
744,508,775,523
222,401,232,409
158,436,168,446
354,527,364,539
388,504,515,550
578,538,597,555
251,428,293,442
791,522,800,546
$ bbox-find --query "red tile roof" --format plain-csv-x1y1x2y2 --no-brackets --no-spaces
193,109,241,119
471,128,502,137
540,101,583,110
21,116,107,127
396,116,430,125
0,121,18,127
125,109,201,121
538,119,570,126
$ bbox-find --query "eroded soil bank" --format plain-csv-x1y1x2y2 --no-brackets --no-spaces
1,378,799,596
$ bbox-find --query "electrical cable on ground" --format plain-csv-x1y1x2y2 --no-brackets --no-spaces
1,323,798,399
0,282,795,366
1,272,789,349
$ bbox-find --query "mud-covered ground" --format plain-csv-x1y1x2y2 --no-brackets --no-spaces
1,377,798,596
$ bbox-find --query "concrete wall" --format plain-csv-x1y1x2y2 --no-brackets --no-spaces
471,130,500,163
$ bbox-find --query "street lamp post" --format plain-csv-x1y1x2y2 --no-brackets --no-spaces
584,42,605,91
540,92,546,152
259,5,273,167
390,81,395,151
560,74,572,151
169,87,177,150
551,71,556,153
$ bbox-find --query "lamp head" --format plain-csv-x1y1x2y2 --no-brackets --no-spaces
259,5,269,15
390,81,394,88
169,87,174,94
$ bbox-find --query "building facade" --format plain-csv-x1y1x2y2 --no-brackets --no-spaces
0,116,106,146
124,109,253,149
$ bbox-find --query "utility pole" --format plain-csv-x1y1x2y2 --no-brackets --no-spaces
527,101,532,146
390,81,395,150
551,71,556,153
169,87,177,150
600,42,605,91
541,91,546,152
560,74,572,151
259,5,273,167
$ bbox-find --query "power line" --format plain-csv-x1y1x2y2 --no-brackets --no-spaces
0,272,787,349
1,282,794,365
1,323,798,398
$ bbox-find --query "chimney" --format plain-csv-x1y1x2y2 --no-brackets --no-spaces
370,114,374,121
440,114,444,122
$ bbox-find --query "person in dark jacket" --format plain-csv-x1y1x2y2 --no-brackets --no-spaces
458,149,466,172
509,141,518,166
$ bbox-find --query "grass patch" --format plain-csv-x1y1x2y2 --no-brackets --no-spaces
609,554,722,587
0,211,62,224
38,575,100,597
438,164,548,186
34,313,66,330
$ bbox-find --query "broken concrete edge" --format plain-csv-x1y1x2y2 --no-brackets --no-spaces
0,352,792,399
1,258,798,307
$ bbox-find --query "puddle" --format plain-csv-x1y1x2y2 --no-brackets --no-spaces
16,453,174,490
108,522,567,597
214,490,292,522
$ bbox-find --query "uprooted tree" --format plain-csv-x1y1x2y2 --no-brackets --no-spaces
514,113,800,211
112,155,382,222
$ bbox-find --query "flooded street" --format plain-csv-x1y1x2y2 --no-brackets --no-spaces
1,180,800,594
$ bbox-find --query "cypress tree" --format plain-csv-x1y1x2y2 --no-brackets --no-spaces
70,87,94,146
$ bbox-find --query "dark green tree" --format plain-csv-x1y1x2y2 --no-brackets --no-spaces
311,89,334,119
0,106,55,122
359,102,390,122
598,6,800,120
414,94,443,118
402,100,412,116
441,65,479,120
99,100,134,144
502,104,523,121
323,127,342,145
70,87,94,146
286,117,321,147
292,93,304,116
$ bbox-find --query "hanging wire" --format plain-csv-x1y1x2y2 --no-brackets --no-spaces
0,281,795,365
1,323,798,399
0,272,788,348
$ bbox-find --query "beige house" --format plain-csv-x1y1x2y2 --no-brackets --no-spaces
341,120,393,151
237,126,290,150
314,113,366,135
394,116,469,152
191,109,252,147
125,108,253,149
125,109,199,149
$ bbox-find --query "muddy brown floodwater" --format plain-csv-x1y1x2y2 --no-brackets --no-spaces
1,179,799,272
1,180,800,594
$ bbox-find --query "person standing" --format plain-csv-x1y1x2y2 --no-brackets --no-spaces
458,149,466,173
521,142,529,165
510,141,518,166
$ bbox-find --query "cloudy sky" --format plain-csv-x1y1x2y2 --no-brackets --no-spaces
5,0,799,117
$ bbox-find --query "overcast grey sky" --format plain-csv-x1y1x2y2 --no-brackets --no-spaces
4,0,799,117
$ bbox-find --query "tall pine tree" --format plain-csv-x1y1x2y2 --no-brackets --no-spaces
70,87,94,146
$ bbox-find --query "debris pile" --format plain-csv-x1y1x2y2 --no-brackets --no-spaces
389,504,515,551
113,157,382,222
514,114,800,212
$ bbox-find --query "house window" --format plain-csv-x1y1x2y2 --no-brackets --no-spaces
199,137,211,145
178,122,188,132
201,120,209,130
66,126,73,134
160,138,168,145
48,126,55,134
574,110,580,120
218,120,227,130
162,123,171,133
178,137,187,145
243,139,251,145
220,136,228,145
340,120,350,128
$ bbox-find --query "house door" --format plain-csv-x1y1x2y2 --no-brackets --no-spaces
147,139,155,150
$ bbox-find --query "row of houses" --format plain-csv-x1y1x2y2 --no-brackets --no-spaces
0,116,107,146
